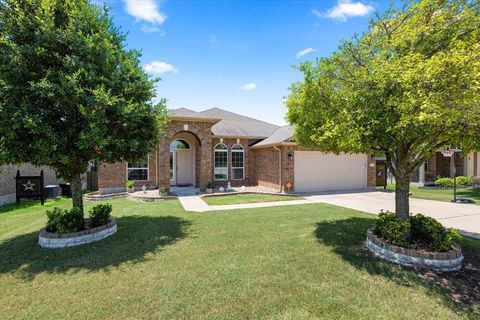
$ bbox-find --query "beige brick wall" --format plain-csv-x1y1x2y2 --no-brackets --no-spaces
0,164,64,205
0,164,61,196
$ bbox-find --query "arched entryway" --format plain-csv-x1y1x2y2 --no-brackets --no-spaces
170,134,196,186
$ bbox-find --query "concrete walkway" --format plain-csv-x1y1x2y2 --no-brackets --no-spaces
178,195,211,212
176,190,480,239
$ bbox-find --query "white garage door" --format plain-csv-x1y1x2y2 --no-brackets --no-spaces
294,151,367,192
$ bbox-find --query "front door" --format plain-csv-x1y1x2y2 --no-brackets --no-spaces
175,150,193,186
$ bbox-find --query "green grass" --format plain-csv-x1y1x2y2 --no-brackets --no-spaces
380,184,480,203
202,193,302,205
0,197,479,319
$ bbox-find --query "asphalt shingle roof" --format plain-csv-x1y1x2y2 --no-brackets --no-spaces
250,125,294,148
170,108,220,120
170,107,279,138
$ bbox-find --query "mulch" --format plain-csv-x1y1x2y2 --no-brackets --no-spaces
417,245,480,315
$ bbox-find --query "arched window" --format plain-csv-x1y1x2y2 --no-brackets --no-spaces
170,139,190,150
214,143,228,180
231,144,244,180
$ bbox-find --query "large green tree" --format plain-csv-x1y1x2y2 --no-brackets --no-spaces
0,0,167,212
287,0,480,218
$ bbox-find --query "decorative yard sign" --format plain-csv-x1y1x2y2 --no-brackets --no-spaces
15,170,45,205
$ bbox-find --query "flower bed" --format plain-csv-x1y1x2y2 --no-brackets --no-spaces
39,218,117,249
366,229,463,272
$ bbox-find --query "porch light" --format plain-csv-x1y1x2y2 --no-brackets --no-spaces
288,152,293,161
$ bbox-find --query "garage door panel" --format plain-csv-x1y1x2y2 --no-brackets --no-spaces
294,152,367,192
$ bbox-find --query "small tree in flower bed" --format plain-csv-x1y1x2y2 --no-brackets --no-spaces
89,204,113,227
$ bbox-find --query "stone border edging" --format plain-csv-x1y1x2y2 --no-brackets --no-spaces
85,191,177,202
129,194,177,202
366,229,463,272
39,218,117,249
85,192,128,201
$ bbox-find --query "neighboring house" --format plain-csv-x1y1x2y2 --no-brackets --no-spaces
0,164,62,205
98,107,377,194
412,152,479,185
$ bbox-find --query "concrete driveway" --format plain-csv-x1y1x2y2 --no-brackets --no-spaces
303,190,480,239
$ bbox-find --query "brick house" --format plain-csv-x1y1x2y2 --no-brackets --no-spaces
98,108,377,194
412,151,479,185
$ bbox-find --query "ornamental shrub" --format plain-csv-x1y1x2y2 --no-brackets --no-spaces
374,211,410,247
373,212,462,252
46,207,85,234
89,203,112,227
410,214,462,251
435,177,454,188
125,180,135,188
45,207,64,232
456,176,473,187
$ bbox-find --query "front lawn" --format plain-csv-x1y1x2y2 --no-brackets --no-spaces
380,183,480,203
203,193,302,205
1,197,479,319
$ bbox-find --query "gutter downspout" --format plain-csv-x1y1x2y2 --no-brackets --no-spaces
274,146,282,193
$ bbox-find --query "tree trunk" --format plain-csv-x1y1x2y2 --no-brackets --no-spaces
70,174,84,213
395,174,410,219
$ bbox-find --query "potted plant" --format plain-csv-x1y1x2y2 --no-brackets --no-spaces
125,180,135,193
206,181,214,194
159,186,168,196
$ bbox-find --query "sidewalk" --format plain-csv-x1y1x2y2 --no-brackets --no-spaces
178,195,211,212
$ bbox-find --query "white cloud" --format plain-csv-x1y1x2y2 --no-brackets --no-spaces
144,61,178,74
296,48,317,58
124,0,166,25
312,0,374,22
141,26,165,35
240,83,257,91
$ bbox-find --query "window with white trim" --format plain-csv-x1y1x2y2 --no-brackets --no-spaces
127,157,149,181
214,143,228,180
231,144,244,180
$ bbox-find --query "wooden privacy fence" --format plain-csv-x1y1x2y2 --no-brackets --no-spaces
86,171,98,191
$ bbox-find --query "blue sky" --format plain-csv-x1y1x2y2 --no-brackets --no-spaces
97,0,391,125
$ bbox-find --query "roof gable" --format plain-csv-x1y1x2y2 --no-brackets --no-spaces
251,125,294,148
170,107,279,138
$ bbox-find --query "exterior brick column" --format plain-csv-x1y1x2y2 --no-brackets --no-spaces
157,136,170,191
199,137,212,190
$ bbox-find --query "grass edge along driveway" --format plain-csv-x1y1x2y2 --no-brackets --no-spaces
202,193,302,206
0,197,479,319
379,183,480,204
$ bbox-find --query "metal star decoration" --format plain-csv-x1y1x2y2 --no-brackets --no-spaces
23,180,36,191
